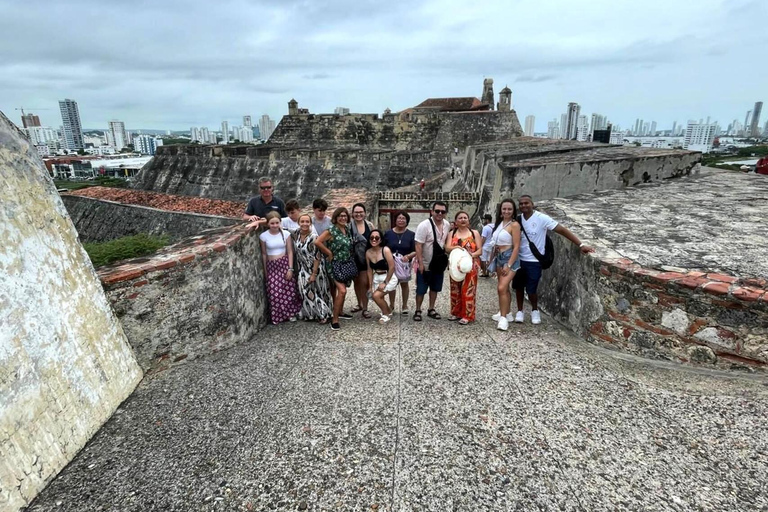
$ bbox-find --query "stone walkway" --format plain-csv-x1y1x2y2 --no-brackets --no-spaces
27,279,768,511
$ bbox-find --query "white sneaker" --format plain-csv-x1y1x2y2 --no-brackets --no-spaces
492,312,516,322
379,314,391,324
531,310,541,325
514,311,524,323
497,317,509,331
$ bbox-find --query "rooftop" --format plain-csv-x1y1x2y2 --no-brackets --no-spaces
67,187,244,217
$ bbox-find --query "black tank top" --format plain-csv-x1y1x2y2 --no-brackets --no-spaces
370,257,388,271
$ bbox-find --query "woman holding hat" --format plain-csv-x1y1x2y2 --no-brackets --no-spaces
445,211,482,325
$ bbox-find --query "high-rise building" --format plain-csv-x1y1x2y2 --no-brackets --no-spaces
564,102,580,140
650,121,657,136
221,121,229,144
764,119,768,137
59,99,84,150
259,115,276,141
576,115,589,141
590,113,605,134
134,134,161,155
547,119,560,139
683,122,717,153
750,102,763,137
334,107,350,115
559,114,567,139
671,121,677,137
108,120,127,150
243,115,252,128
744,110,752,131
25,126,58,146
21,113,41,128
524,115,535,136
200,127,210,143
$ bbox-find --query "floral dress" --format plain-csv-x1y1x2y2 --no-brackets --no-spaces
325,224,355,284
449,232,480,322
292,231,333,321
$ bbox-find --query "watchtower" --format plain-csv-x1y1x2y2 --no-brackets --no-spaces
498,86,512,112
481,78,494,110
288,99,298,116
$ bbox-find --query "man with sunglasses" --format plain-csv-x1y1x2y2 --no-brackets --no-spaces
413,201,450,322
243,176,287,223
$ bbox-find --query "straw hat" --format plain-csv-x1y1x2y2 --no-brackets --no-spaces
449,247,473,282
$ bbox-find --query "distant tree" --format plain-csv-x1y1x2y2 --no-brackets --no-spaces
77,149,87,155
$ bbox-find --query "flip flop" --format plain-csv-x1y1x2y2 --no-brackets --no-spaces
458,318,471,325
350,305,363,313
361,310,372,319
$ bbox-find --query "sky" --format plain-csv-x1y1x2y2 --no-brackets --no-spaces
1,0,765,133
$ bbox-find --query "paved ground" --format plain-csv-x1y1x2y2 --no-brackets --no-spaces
27,278,768,511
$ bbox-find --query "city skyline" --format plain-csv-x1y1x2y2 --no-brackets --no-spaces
1,0,765,130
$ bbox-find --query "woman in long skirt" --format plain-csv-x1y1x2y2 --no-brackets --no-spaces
292,214,333,323
259,212,302,324
445,211,483,325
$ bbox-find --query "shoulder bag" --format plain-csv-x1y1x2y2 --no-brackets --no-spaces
428,219,449,273
519,216,554,270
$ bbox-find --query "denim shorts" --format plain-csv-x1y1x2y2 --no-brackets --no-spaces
519,260,542,295
416,270,444,295
489,248,520,273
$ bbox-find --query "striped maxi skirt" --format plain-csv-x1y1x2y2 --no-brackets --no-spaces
266,255,302,324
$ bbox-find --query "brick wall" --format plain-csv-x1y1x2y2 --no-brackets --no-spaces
98,223,267,372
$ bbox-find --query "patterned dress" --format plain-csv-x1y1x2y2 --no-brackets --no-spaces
449,231,480,322
260,231,302,325
325,224,355,284
292,230,333,321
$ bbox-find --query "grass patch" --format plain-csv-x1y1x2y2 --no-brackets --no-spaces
84,233,170,268
55,176,130,191
54,180,93,190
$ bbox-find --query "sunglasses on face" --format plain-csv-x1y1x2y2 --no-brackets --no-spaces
370,236,380,241
260,186,272,190
434,209,447,214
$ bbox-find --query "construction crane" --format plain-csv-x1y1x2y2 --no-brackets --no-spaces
15,107,52,116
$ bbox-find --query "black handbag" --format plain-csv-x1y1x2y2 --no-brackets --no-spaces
428,219,449,273
519,216,555,270
332,258,358,284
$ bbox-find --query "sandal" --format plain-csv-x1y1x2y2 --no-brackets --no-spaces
401,310,409,316
413,310,423,322
350,305,363,313
427,309,442,320
458,318,470,325
361,310,372,319
448,315,460,321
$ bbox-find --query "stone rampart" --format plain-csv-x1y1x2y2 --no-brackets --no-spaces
0,112,142,510
97,223,267,372
535,170,768,371
62,194,239,243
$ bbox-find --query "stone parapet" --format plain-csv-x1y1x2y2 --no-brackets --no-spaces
98,223,266,372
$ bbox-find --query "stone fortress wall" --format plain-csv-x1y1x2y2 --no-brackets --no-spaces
0,113,143,511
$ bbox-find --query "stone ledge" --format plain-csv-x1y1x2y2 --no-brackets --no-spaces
98,223,257,286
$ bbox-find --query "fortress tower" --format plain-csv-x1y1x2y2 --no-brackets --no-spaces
498,86,512,112
288,99,298,116
481,78,495,110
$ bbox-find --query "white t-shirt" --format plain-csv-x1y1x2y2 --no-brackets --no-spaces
414,218,450,269
259,229,291,257
282,217,317,235
518,211,558,262
481,223,495,249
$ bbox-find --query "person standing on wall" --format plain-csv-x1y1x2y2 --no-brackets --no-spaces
259,212,301,325
383,210,416,315
479,214,495,277
243,177,286,223
413,201,450,322
445,211,482,325
349,203,375,319
489,199,522,331
315,207,357,331
514,195,594,325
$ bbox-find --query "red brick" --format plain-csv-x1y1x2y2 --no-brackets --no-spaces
702,282,730,296
706,273,738,283
600,266,612,276
132,280,149,288
101,269,145,284
153,260,177,271
212,243,227,253
591,332,619,344
607,310,631,322
686,271,706,278
634,319,675,336
643,283,665,291
633,268,661,278
589,322,604,335
178,254,196,264
688,318,709,335
742,278,767,288
127,292,139,300
622,328,633,339
677,277,708,290
712,299,745,310
717,328,737,339
657,292,683,306
654,272,686,283
731,287,764,302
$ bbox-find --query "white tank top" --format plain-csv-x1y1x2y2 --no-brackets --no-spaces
491,221,513,246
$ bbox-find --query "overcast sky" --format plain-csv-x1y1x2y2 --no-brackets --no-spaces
1,0,765,133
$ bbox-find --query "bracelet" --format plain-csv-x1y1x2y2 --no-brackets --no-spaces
578,242,585,248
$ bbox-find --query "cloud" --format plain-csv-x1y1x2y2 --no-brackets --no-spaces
516,74,558,83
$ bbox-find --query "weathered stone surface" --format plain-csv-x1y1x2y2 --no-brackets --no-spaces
687,345,718,364
99,224,267,371
25,280,768,511
0,111,142,511
62,194,238,243
661,308,691,335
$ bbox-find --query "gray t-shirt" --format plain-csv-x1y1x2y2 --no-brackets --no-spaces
414,218,450,269
312,216,332,235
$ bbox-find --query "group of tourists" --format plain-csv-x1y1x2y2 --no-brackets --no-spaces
244,177,594,332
